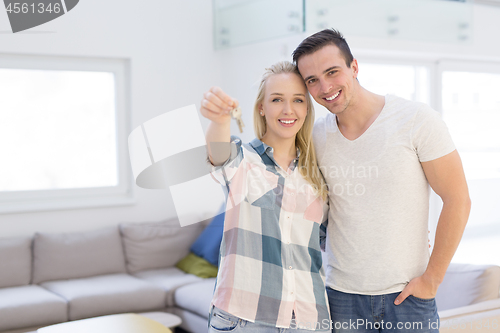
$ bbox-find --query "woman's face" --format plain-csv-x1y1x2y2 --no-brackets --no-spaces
260,73,308,142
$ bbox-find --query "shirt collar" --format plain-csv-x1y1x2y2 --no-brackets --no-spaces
249,138,300,166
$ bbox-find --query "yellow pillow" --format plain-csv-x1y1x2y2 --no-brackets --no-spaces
176,252,218,278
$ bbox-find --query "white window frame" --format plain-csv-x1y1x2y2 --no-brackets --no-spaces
436,58,500,110
0,54,134,213
436,58,500,240
355,51,439,107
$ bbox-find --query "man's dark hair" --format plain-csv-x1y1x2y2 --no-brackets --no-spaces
292,28,354,68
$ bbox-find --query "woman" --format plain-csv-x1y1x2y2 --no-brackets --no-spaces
201,61,330,332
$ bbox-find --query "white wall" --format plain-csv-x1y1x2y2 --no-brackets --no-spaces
1,2,499,238
0,0,222,237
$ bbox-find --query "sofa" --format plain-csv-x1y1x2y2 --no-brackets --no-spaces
436,263,500,332
0,218,216,333
0,217,499,333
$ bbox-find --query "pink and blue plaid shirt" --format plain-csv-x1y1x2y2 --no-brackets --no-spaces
210,137,330,330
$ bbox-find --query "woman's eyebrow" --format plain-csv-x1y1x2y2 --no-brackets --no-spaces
270,93,305,96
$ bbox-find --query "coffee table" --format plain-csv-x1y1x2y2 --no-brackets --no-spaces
139,311,182,328
37,313,173,333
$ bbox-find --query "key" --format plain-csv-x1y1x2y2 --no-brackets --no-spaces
230,106,245,133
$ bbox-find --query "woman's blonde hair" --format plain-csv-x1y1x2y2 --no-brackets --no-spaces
253,61,328,201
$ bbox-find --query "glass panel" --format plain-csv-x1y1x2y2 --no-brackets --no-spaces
0,69,118,192
442,70,500,265
213,0,472,50
213,0,304,49
306,0,473,44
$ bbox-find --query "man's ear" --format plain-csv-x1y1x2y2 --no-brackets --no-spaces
351,59,359,78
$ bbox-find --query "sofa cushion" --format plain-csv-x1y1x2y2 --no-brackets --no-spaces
174,277,216,318
119,219,204,273
0,285,67,331
436,263,500,311
33,227,127,284
0,236,32,288
190,210,224,266
40,273,166,320
439,298,500,320
133,267,201,306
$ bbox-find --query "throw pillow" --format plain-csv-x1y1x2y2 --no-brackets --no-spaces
190,209,224,266
120,219,204,273
176,253,218,278
33,227,126,284
0,236,32,288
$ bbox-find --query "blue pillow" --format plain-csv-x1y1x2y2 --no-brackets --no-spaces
190,208,225,266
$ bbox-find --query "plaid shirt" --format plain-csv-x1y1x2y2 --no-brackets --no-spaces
210,137,330,330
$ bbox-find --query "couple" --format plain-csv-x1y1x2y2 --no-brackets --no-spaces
201,29,471,333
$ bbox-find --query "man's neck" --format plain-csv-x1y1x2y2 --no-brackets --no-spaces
336,86,385,140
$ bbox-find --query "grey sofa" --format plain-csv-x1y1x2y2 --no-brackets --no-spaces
0,219,215,333
437,263,500,332
1,219,499,333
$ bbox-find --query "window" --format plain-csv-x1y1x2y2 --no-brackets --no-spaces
313,61,430,119
358,62,430,104
439,61,500,266
0,54,133,213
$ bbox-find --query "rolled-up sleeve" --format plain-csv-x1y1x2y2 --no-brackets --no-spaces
210,136,244,186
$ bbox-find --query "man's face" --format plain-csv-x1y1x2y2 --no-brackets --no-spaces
297,44,358,115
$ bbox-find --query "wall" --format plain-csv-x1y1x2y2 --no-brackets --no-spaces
0,0,222,237
1,2,499,238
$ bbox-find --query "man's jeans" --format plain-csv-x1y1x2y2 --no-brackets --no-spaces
327,287,440,333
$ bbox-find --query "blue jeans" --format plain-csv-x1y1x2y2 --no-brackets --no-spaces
326,288,440,333
208,306,331,332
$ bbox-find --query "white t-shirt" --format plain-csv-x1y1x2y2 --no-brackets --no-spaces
313,94,456,295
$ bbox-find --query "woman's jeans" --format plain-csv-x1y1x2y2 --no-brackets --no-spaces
208,306,331,332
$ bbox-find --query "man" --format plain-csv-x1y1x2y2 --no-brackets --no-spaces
293,29,471,332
